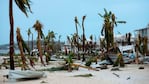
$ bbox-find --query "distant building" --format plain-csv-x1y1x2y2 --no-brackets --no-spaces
134,26,149,51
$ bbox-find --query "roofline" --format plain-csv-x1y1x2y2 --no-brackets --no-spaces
134,27,149,31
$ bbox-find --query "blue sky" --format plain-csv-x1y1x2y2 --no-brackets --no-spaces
0,0,149,45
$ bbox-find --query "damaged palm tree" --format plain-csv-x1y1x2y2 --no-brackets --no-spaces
82,15,86,62
98,9,126,67
44,30,56,65
33,20,45,66
16,28,30,70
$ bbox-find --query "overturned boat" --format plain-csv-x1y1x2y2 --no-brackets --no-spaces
8,70,46,79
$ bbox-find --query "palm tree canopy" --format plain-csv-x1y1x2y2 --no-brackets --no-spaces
82,15,86,32
33,20,44,39
99,8,126,36
15,0,32,17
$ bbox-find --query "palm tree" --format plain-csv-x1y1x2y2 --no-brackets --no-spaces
98,8,126,52
16,27,30,70
33,20,45,66
9,0,32,70
82,15,86,62
44,30,56,64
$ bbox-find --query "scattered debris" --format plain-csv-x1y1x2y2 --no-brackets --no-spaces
37,66,67,72
112,73,120,78
111,67,120,71
40,80,48,83
138,66,144,69
126,76,131,80
74,73,93,77
71,63,99,71
100,64,108,70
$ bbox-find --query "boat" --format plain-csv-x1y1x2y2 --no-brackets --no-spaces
8,70,46,79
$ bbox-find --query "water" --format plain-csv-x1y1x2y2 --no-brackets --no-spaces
0,49,20,54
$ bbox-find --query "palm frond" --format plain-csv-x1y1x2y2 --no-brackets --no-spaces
98,13,104,18
74,16,81,27
22,38,30,54
116,21,126,24
104,8,108,16
15,0,32,17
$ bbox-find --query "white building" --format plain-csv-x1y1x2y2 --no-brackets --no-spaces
134,26,149,50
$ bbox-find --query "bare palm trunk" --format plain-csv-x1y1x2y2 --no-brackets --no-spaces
9,0,15,70
37,38,45,66
82,34,85,62
76,25,80,60
82,16,86,62
135,45,139,64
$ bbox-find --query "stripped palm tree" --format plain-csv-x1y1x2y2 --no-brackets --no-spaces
33,20,45,66
74,16,81,60
82,15,86,62
9,0,32,70
16,27,30,70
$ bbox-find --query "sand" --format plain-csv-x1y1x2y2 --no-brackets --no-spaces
0,60,149,84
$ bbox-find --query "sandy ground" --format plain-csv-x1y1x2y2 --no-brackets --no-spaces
1,58,149,84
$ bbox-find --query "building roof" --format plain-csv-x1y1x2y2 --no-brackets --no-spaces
134,27,149,31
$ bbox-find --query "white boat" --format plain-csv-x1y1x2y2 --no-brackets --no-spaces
8,70,46,79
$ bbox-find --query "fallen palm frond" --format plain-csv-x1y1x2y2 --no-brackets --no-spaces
71,63,99,71
37,66,67,72
74,73,93,77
